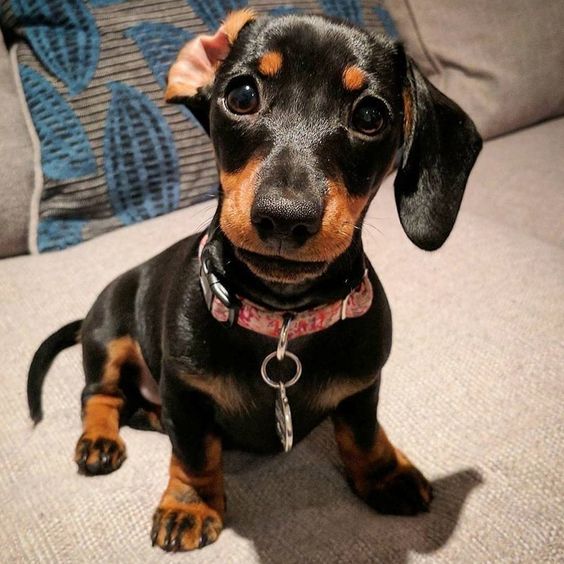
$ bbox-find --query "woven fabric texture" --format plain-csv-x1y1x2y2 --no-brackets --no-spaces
384,0,564,140
1,118,563,562
0,37,35,258
0,0,393,253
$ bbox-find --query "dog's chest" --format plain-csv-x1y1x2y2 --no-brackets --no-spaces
170,281,390,452
180,358,377,453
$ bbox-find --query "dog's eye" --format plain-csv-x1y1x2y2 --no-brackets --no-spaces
351,97,387,136
225,79,259,115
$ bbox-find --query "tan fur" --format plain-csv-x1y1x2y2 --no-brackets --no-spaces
222,8,256,45
75,394,126,468
219,156,263,252
79,336,142,437
165,9,256,102
153,501,222,550
333,421,428,500
102,336,143,388
81,395,123,438
342,65,367,91
181,373,249,415
165,78,201,102
166,443,223,508
220,162,371,266
153,443,224,550
403,87,414,140
74,336,146,468
312,377,377,411
258,51,283,77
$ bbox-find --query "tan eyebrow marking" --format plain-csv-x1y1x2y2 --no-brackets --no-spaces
258,51,283,77
342,65,367,91
222,8,257,45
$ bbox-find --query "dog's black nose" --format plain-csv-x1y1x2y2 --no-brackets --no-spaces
251,195,322,246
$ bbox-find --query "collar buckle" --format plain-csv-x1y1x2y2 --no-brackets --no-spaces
199,252,240,327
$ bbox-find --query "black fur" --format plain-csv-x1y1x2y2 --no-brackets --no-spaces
27,12,481,540
394,49,482,250
27,319,82,423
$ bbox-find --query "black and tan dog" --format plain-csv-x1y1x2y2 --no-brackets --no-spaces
27,9,481,552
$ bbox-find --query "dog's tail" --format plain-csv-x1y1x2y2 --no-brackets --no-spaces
27,320,83,424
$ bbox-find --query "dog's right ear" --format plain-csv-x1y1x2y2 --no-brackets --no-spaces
165,8,256,132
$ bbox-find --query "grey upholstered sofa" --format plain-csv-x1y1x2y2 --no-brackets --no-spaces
1,2,562,562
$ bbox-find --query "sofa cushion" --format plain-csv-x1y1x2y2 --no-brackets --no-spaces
386,0,564,139
0,119,562,561
0,0,393,254
0,35,35,258
462,116,564,247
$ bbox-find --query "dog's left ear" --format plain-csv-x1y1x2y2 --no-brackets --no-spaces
395,51,482,251
165,8,256,131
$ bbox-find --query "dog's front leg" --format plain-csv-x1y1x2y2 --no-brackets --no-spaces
151,373,224,551
332,383,433,515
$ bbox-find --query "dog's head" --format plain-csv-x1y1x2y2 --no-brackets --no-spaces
166,10,481,284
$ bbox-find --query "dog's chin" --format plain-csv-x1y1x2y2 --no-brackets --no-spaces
235,248,328,284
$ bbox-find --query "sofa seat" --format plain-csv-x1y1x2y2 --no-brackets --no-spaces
1,118,562,563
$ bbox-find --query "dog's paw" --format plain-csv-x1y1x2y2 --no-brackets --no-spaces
363,463,433,516
74,433,126,476
151,503,223,551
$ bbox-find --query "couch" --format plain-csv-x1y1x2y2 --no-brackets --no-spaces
1,3,563,563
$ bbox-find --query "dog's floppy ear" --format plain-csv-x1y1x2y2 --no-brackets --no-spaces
395,51,482,251
165,8,256,131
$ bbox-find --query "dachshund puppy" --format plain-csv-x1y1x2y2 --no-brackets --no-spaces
27,9,481,552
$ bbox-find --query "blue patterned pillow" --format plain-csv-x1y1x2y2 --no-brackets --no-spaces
0,0,395,252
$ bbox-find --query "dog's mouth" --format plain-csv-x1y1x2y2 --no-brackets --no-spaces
235,248,328,284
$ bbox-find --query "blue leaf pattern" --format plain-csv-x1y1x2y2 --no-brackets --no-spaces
37,218,86,252
11,0,394,252
89,0,125,6
125,22,198,124
11,0,100,95
318,0,363,26
373,5,398,39
125,22,192,89
19,65,97,181
104,82,180,225
186,0,248,31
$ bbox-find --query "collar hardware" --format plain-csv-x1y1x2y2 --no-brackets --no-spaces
198,234,373,339
199,247,240,327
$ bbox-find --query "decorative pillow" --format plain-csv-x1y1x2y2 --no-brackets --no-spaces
384,0,564,140
0,0,394,253
0,36,35,258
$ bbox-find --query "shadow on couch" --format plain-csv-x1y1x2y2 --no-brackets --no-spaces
223,425,483,563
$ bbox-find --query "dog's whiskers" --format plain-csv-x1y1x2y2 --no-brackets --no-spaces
191,203,215,217
342,221,361,231
363,222,385,236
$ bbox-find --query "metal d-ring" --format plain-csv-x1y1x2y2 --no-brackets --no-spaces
276,315,293,361
261,351,302,389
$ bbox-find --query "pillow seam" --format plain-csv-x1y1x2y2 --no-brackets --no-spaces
403,0,443,78
10,44,43,255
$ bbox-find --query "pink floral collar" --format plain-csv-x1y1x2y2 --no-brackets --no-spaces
198,235,373,340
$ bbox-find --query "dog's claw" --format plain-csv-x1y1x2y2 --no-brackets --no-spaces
151,504,222,552
163,513,177,550
74,434,126,476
